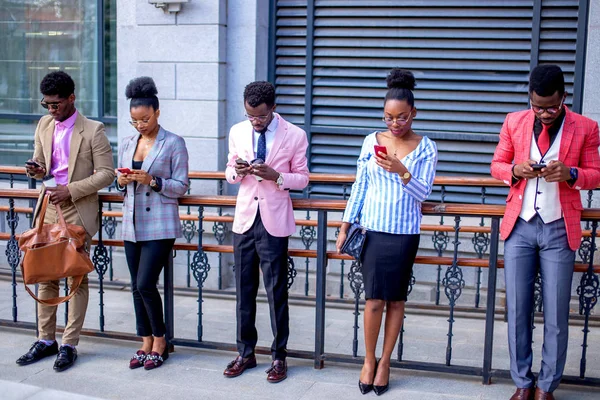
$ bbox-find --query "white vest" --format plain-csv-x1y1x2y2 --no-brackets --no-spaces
519,122,565,223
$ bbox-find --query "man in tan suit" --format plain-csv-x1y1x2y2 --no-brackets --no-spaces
16,71,114,372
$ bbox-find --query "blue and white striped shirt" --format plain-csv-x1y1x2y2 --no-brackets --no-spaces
342,133,438,235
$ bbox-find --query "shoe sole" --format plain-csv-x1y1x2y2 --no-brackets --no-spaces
53,354,77,372
267,375,287,384
223,360,257,378
16,351,59,366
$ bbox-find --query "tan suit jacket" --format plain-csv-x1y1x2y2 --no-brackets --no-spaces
28,113,115,236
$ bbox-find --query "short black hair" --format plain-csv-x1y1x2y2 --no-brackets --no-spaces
243,81,275,108
529,64,565,97
125,76,159,110
385,68,416,107
40,71,75,99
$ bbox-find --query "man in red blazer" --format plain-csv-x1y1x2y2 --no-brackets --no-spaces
222,81,309,383
491,64,600,400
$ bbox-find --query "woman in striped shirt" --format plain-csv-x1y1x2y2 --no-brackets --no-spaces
336,69,438,395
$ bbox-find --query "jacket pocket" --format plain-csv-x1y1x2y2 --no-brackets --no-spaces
160,195,178,205
571,200,583,211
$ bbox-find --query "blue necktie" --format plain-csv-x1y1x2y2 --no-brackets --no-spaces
256,129,266,161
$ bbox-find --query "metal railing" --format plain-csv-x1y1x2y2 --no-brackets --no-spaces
0,167,599,387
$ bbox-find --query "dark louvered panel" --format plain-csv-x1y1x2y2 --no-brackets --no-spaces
274,0,307,126
272,0,583,204
538,0,578,105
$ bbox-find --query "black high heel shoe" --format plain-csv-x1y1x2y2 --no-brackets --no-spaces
373,365,390,396
358,359,378,395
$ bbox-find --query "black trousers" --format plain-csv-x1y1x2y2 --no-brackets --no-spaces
233,210,290,360
124,239,175,337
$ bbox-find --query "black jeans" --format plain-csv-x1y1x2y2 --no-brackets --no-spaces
233,210,290,360
124,239,175,337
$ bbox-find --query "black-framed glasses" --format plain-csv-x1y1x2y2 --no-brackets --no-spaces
382,112,413,126
40,98,64,110
531,98,564,115
129,111,157,127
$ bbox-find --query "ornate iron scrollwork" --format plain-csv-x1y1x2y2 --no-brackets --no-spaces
182,220,197,243
212,221,227,245
191,250,210,286
287,256,297,289
443,264,465,302
92,242,110,278
348,259,364,298
432,230,449,253
578,237,594,265
6,199,20,322
471,232,489,258
577,271,599,316
300,224,316,249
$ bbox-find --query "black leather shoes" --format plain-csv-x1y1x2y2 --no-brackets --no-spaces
16,341,59,366
53,345,77,372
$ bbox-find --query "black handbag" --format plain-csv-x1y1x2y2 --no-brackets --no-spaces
340,222,366,259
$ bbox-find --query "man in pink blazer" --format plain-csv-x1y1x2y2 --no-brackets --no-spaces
491,65,600,400
223,81,309,383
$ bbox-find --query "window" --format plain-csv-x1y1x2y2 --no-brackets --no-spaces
0,0,117,166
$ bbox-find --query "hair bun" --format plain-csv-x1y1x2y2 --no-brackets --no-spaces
125,76,158,99
386,69,416,91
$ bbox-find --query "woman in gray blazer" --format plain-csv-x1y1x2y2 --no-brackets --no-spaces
116,77,189,370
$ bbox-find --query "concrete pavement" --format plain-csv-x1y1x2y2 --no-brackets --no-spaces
0,278,599,399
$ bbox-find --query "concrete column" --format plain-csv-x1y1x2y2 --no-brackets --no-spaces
117,0,227,195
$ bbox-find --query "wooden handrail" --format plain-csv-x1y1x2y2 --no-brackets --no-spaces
0,166,506,187
4,188,600,220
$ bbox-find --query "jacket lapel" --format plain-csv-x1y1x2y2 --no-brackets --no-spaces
140,127,167,187
558,107,575,162
520,111,534,162
123,133,139,170
266,113,288,165
42,121,54,174
67,113,84,183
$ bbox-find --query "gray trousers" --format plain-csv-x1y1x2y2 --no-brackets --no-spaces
504,215,575,393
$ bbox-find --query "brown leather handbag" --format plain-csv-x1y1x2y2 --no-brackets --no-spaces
18,195,94,305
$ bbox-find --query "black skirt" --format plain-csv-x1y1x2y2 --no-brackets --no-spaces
360,230,420,301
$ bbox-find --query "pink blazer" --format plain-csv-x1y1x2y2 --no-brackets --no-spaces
226,113,309,237
491,107,600,250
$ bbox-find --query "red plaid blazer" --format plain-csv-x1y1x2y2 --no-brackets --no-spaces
491,107,600,251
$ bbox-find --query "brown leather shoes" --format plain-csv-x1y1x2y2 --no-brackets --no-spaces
534,388,555,400
510,388,534,400
223,355,257,378
266,359,287,383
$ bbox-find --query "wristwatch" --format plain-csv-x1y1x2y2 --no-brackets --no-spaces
149,177,158,189
276,173,284,188
569,167,578,182
401,171,411,181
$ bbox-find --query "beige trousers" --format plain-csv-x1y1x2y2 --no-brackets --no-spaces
37,201,91,346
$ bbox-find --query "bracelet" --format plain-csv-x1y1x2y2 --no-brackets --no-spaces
511,165,520,181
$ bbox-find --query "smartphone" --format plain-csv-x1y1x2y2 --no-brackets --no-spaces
117,167,132,174
374,145,387,156
235,158,250,167
25,160,41,168
531,163,546,171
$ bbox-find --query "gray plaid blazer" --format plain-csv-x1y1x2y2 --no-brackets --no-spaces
118,127,189,242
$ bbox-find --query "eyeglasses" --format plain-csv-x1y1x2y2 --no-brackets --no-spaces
40,98,64,110
129,112,157,127
244,112,271,122
382,112,413,126
531,98,564,115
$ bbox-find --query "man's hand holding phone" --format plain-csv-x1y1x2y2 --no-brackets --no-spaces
25,159,45,176
235,158,253,178
513,160,544,180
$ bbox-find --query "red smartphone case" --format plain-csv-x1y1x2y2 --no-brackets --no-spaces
374,145,387,155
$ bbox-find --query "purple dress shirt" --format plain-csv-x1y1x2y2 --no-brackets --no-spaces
50,110,78,185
